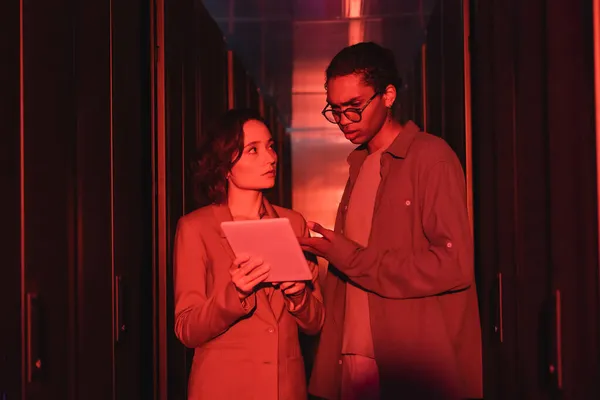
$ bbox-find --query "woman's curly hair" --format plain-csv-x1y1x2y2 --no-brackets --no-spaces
191,108,265,206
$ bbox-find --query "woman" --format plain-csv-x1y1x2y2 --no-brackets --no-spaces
173,108,325,400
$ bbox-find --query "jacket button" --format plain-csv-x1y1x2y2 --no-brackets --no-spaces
267,327,275,333
338,359,343,365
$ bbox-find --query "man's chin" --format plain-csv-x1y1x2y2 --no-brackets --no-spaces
342,132,358,142
348,135,367,145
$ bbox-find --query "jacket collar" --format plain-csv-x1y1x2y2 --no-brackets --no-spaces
213,196,279,237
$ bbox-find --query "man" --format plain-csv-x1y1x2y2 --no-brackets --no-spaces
299,42,482,399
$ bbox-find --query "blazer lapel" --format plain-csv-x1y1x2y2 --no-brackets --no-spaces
214,203,237,260
212,203,277,325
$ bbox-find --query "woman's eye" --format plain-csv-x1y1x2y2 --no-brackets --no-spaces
248,147,257,153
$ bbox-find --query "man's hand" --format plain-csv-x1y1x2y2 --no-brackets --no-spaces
297,221,336,258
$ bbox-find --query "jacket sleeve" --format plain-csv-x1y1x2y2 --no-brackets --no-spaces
327,160,474,299
287,218,325,335
173,217,255,348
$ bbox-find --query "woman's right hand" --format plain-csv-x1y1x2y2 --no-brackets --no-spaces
229,254,271,300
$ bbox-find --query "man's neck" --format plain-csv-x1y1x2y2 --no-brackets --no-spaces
367,119,404,154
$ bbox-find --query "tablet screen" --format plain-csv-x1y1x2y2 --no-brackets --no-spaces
221,218,313,282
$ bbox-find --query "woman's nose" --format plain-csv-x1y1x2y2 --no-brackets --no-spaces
265,150,277,164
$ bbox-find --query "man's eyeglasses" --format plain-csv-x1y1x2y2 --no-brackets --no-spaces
321,92,380,124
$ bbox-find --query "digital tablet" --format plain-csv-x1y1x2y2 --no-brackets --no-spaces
220,218,312,282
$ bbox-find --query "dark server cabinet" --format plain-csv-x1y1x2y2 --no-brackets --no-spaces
1,1,153,399
421,0,467,169
470,0,600,398
0,0,22,397
18,1,78,398
398,0,600,398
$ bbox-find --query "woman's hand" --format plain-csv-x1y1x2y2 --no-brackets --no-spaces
229,254,271,300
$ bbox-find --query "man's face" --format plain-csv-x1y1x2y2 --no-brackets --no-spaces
325,73,389,145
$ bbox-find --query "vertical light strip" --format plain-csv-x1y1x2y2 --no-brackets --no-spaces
348,21,365,45
245,79,251,107
227,51,235,109
345,0,364,45
259,95,265,117
419,0,427,132
227,0,235,108
344,0,362,17
259,0,266,102
157,14,168,400
273,114,283,203
555,289,563,389
151,0,168,398
181,69,186,213
498,273,504,343
421,43,427,132
463,0,474,229
149,0,158,397
19,0,26,394
108,0,117,397
594,0,600,310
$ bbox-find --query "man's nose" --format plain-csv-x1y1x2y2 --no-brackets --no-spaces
338,112,352,126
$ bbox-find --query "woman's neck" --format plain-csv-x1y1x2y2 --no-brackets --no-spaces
227,187,264,220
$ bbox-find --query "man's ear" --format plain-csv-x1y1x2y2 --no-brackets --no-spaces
382,84,397,109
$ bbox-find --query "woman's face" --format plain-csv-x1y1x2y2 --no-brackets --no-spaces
228,119,277,191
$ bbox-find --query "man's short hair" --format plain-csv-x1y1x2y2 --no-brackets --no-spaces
325,41,401,92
